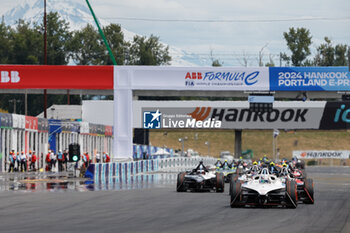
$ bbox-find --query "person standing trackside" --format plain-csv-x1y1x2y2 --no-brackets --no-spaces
20,151,27,172
8,150,16,173
16,152,21,172
85,152,90,168
63,149,68,171
57,150,64,172
27,150,32,170
30,151,37,171
96,153,101,163
46,150,51,171
50,151,57,171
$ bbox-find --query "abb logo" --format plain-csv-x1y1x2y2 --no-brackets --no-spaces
185,72,202,80
1,71,20,83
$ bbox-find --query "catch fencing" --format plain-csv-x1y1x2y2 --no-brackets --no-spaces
85,157,216,186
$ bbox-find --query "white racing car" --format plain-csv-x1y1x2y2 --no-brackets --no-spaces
230,168,298,208
177,164,225,193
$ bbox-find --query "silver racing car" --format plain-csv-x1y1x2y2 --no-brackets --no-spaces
230,168,298,208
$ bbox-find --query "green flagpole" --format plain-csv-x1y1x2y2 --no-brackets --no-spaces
85,0,117,65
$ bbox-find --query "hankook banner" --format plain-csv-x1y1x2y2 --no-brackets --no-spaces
293,150,350,159
135,101,327,129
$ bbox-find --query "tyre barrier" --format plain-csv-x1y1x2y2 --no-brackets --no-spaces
85,157,216,188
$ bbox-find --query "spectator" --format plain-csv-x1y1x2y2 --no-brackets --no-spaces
96,153,101,163
57,150,64,172
16,152,21,172
50,151,57,171
63,149,69,171
46,150,51,171
30,151,37,171
20,151,27,172
8,150,16,173
85,152,90,168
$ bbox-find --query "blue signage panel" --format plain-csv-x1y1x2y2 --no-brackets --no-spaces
270,67,350,91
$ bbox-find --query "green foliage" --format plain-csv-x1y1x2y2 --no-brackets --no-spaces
103,24,126,65
69,24,105,65
212,59,222,67
128,35,171,65
0,12,172,115
44,12,72,65
9,19,42,64
283,27,312,66
0,22,12,64
310,37,348,66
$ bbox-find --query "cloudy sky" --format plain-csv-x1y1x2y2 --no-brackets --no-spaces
1,0,349,65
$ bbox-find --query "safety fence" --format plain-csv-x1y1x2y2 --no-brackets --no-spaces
85,157,216,186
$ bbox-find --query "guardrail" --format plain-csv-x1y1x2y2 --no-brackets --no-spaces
85,157,216,184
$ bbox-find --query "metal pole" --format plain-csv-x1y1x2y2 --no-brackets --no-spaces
25,89,28,115
67,90,70,105
85,0,117,65
43,0,48,118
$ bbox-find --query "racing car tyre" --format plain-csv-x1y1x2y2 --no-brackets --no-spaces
303,178,314,204
177,172,186,192
216,172,224,193
230,181,241,208
229,174,239,195
286,180,298,208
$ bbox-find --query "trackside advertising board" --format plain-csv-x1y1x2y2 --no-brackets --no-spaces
134,101,326,129
135,101,350,130
293,150,350,159
270,67,350,91
128,67,270,91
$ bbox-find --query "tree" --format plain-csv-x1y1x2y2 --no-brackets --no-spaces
334,44,348,66
283,27,312,66
9,19,42,64
209,48,222,66
102,23,126,65
43,12,72,65
212,59,222,67
69,24,105,65
313,37,348,66
128,35,171,65
0,22,12,64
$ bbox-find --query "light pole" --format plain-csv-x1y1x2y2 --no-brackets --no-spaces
178,137,187,157
205,141,210,156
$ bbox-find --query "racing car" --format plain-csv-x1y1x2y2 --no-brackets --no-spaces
177,165,225,193
289,168,314,204
230,168,298,208
216,165,237,183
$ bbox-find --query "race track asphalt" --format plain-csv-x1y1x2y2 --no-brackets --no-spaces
0,166,349,233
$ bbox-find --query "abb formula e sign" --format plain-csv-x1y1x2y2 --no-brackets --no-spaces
293,150,350,159
128,66,270,91
0,65,113,89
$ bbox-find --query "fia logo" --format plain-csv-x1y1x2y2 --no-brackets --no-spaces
143,110,162,129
